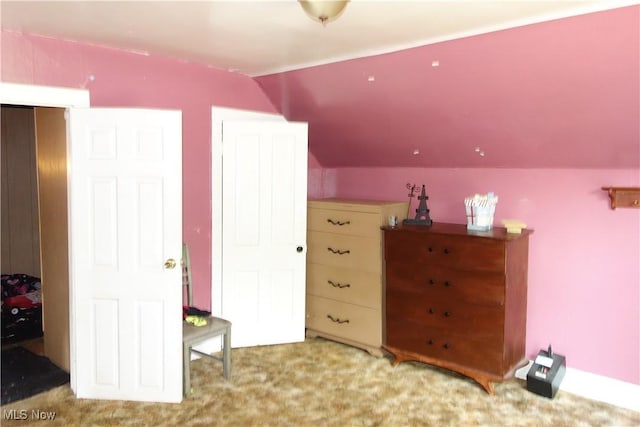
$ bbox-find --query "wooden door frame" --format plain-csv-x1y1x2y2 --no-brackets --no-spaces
0,81,90,391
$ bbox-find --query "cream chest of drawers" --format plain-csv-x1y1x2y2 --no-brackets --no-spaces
305,198,407,355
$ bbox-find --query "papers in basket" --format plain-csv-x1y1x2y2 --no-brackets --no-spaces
464,193,498,231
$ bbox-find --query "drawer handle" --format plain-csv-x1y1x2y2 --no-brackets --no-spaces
443,343,450,350
428,278,436,285
633,200,640,206
328,280,351,289
327,247,350,255
327,219,351,226
444,281,452,287
427,247,434,253
428,308,435,314
327,314,349,324
444,311,452,317
443,248,450,254
427,339,434,345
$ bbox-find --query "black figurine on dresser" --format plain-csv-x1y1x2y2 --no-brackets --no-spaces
403,184,432,226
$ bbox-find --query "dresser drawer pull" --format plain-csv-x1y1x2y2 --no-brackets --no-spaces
444,311,452,317
428,307,435,314
443,343,450,349
327,247,350,255
428,278,436,285
444,281,452,287
327,314,349,324
328,280,351,289
327,219,351,226
427,339,434,345
427,247,451,254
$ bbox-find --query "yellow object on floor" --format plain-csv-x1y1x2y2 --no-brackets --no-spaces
185,315,208,327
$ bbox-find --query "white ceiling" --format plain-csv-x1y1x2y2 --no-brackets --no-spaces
1,0,637,76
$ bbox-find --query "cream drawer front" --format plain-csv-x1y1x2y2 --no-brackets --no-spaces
307,263,381,308
307,231,380,273
306,295,380,346
308,208,381,238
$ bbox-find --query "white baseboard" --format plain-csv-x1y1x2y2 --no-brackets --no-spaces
515,361,640,412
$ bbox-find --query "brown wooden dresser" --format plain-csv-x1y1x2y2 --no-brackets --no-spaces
382,223,533,394
305,199,407,356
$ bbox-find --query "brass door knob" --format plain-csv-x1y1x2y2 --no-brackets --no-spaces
164,258,177,269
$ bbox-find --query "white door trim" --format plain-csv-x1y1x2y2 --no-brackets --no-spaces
0,82,90,108
0,82,90,393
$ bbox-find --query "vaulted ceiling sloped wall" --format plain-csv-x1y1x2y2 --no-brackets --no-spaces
256,6,639,169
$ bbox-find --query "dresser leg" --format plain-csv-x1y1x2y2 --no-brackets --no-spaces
305,329,320,339
386,352,404,367
476,378,495,395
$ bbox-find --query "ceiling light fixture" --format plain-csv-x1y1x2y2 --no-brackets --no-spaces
299,0,349,26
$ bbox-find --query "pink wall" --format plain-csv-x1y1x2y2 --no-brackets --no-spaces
3,22,638,387
257,5,640,170
309,167,640,384
1,31,278,309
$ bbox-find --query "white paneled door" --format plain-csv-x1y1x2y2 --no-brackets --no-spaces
68,108,182,402
221,120,308,348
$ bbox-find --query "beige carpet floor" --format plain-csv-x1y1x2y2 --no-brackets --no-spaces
1,337,638,427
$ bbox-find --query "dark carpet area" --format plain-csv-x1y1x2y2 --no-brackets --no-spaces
1,346,69,404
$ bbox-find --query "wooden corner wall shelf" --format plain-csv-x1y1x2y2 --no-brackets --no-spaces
602,187,640,209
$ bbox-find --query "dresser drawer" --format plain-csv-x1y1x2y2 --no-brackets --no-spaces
308,231,381,273
384,231,505,273
385,261,505,307
308,208,382,238
386,318,503,375
386,288,504,337
307,263,381,308
306,295,380,346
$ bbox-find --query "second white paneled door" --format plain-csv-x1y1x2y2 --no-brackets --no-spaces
221,119,308,348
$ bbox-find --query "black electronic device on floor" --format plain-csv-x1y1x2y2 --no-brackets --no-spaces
526,345,566,399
